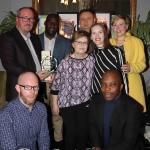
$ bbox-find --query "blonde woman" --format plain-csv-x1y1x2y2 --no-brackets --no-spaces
110,15,146,112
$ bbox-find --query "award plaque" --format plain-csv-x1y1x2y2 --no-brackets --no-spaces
41,51,58,81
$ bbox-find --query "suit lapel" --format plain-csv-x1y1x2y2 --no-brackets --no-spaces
40,33,45,50
53,34,60,57
98,95,105,134
110,93,126,127
30,34,41,62
14,28,32,55
14,28,40,71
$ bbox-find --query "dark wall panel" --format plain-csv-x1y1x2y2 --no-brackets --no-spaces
38,0,130,15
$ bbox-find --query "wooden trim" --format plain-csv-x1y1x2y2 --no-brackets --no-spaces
32,0,38,34
32,0,38,11
130,0,137,27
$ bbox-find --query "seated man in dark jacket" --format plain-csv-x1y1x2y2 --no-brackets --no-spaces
89,70,143,150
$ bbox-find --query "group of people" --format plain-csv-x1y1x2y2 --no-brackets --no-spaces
0,6,147,150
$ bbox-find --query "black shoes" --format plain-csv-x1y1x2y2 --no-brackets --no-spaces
55,140,64,150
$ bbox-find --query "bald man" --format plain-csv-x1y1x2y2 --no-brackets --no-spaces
89,70,143,150
0,72,50,150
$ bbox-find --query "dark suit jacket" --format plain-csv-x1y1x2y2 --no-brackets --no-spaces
0,27,42,102
89,92,143,150
38,33,72,63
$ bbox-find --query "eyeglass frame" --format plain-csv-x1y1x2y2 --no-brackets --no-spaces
17,16,35,23
74,41,88,46
18,84,40,91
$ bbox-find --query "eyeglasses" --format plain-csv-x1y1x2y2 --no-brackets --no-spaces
17,16,35,23
18,84,39,91
74,41,88,46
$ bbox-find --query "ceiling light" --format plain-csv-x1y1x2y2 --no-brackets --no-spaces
60,0,65,3
72,0,77,3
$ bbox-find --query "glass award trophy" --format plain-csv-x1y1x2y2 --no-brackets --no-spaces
41,51,58,81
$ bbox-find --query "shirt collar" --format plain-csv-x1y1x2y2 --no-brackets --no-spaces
44,32,57,40
16,97,36,112
104,93,121,103
16,27,31,41
21,32,31,41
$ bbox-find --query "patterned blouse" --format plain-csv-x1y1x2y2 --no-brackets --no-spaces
91,46,128,94
51,55,95,108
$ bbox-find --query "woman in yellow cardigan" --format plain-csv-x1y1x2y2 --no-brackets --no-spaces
110,15,146,112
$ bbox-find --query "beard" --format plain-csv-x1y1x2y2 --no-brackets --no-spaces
20,91,38,106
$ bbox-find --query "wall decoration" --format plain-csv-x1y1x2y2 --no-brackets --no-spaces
96,13,110,34
57,12,78,39
38,15,47,34
110,15,116,37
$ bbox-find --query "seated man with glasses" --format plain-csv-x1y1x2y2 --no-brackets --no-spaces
0,72,50,150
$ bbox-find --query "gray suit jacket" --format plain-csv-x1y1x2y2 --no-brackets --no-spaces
39,33,72,63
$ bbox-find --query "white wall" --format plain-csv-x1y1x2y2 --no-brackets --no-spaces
137,0,150,22
137,0,150,83
0,0,11,23
0,0,32,23
0,0,32,71
11,0,32,14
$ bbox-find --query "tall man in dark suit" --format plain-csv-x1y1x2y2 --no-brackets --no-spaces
0,7,49,102
89,70,143,150
39,14,72,149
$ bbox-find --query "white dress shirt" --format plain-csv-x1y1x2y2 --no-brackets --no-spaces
44,32,57,56
19,31,41,72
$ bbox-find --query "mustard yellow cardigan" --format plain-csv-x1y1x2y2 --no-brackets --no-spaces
110,32,146,112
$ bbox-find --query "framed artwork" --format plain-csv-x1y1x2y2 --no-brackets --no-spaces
57,12,78,39
38,15,47,34
96,13,110,35
111,15,116,37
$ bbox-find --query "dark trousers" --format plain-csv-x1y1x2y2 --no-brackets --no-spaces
60,102,89,150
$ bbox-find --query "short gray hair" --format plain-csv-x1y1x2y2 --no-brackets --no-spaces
17,7,34,17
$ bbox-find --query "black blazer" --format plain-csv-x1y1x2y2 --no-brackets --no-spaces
89,92,143,150
0,27,42,101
